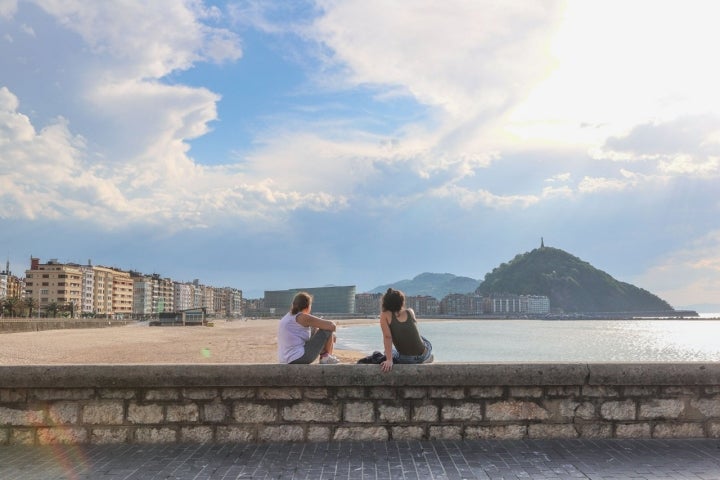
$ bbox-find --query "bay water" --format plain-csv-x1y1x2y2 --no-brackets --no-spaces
337,317,720,362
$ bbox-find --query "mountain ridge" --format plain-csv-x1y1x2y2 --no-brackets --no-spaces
368,272,480,299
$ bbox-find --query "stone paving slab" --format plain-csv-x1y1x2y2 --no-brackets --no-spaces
1,439,719,479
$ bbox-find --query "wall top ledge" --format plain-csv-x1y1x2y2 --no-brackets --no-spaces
1,363,719,389
587,362,720,385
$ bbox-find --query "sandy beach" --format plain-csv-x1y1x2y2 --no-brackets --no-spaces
0,318,376,365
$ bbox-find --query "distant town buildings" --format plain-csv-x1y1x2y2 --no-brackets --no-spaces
406,295,440,316
354,293,382,315
484,293,551,315
2,256,550,319
1,260,24,300
0,257,242,319
351,292,549,317
440,294,484,316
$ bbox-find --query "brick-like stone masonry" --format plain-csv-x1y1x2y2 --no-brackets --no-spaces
1,363,719,445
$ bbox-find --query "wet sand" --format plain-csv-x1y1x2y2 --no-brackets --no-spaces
0,318,377,365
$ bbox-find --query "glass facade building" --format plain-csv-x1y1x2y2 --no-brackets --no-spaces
264,286,356,314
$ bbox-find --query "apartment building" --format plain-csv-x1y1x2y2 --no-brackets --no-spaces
354,293,382,315
406,295,441,316
213,287,243,318
111,269,133,318
193,282,204,311
525,295,551,315
0,269,6,299
483,293,550,315
78,265,95,315
132,274,175,316
7,275,24,299
92,266,115,317
90,266,133,318
155,275,175,313
242,297,266,317
440,293,484,316
174,282,195,311
25,258,83,315
200,283,215,315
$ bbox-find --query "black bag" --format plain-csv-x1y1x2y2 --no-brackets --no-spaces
357,351,386,364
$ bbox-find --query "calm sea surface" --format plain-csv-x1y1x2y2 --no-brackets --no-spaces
337,316,720,362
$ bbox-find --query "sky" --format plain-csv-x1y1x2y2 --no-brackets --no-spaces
1,1,719,309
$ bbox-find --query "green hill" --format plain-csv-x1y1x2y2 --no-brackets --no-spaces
475,246,673,313
369,272,480,299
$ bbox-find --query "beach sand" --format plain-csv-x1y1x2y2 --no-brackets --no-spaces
0,318,375,365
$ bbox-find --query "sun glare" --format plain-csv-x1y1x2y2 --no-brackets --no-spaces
506,0,720,146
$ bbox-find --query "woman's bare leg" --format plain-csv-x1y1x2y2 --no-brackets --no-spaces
321,332,336,355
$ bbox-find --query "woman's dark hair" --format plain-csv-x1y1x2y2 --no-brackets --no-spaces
381,288,404,312
291,292,313,314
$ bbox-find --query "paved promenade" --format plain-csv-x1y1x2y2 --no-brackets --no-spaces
1,439,720,479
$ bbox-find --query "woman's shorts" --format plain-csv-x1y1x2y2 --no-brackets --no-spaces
289,329,333,364
393,336,433,364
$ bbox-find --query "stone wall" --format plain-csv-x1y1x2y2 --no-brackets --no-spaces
1,363,719,445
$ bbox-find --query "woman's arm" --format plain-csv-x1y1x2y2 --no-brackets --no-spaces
379,312,394,372
296,312,336,332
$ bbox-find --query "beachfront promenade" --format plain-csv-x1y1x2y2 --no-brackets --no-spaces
2,438,720,479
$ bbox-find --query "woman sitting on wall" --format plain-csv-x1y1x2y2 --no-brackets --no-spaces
277,292,339,364
379,288,433,372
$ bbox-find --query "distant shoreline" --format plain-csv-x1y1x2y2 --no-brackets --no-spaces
1,312,717,337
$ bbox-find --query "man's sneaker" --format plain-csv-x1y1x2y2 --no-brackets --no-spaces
423,354,434,364
319,354,340,364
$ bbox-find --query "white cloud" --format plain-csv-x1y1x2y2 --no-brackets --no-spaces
0,0,16,19
312,0,563,118
635,230,720,307
86,79,221,164
546,173,571,183
658,155,719,176
0,85,348,230
541,185,572,199
3,0,719,236
429,184,539,210
511,1,720,131
576,169,651,194
0,2,344,229
0,87,109,221
287,1,720,208
33,0,241,78
300,0,567,188
593,116,720,179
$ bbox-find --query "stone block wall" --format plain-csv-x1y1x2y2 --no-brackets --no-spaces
1,363,719,445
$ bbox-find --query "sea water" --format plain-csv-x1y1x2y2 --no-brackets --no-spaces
336,318,720,362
